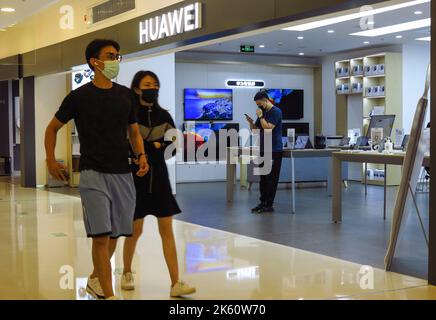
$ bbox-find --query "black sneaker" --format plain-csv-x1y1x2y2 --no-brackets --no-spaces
251,203,265,213
260,206,275,213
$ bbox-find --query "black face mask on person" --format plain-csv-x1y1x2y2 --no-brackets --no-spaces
258,102,267,111
141,89,159,104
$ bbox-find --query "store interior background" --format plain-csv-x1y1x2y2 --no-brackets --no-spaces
0,0,431,281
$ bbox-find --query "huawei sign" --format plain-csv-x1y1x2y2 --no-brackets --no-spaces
139,2,202,44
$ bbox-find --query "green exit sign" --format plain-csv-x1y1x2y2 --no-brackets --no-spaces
240,45,255,53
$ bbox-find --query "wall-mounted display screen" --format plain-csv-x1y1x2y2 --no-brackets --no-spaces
182,122,240,161
263,89,304,120
184,88,233,121
281,122,310,137
183,123,240,142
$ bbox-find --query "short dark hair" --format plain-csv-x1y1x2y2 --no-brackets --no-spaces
254,91,270,102
85,39,120,71
131,70,165,111
131,70,161,91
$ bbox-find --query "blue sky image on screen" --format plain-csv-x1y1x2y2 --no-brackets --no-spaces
265,89,294,104
185,89,233,120
185,123,228,142
264,89,304,119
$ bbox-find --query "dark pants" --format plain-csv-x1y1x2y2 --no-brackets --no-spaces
259,152,283,207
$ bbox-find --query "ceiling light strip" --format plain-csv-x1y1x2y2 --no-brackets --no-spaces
350,18,430,37
282,0,430,31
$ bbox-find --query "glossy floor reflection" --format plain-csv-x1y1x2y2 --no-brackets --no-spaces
0,180,435,300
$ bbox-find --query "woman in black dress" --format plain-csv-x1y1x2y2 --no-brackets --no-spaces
122,71,195,297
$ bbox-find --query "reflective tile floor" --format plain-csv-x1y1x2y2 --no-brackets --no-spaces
0,179,435,300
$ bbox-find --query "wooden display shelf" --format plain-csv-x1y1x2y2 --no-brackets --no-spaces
336,52,402,186
362,179,385,186
364,95,386,99
364,74,386,78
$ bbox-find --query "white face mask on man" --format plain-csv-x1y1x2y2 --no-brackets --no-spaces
95,59,120,80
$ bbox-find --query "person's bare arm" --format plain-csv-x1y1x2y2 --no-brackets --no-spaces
249,121,260,130
259,118,276,130
128,123,149,177
45,117,68,181
245,115,259,130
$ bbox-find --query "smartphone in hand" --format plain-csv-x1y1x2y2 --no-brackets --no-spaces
245,114,254,122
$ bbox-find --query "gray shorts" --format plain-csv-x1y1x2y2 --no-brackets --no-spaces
79,170,136,238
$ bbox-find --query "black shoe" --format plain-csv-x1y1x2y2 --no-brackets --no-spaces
251,203,265,213
260,206,275,213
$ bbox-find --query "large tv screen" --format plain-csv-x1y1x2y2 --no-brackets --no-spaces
183,123,240,142
183,122,240,161
263,89,304,120
184,88,233,121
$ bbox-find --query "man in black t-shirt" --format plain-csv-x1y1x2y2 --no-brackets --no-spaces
45,39,149,300
246,91,283,214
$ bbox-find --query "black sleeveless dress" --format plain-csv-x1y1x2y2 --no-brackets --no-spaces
130,105,181,219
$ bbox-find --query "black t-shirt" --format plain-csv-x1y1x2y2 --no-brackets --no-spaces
55,82,137,174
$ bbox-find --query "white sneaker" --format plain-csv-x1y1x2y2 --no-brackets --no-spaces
105,296,121,300
121,272,135,291
86,276,105,300
170,280,196,297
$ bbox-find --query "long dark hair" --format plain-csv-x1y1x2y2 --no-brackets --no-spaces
130,70,165,110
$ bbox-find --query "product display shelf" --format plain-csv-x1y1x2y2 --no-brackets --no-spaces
335,52,403,186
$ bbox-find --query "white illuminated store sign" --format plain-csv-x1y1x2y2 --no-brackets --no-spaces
139,2,202,44
226,80,265,88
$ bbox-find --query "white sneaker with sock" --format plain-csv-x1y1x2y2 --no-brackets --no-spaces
170,280,196,297
121,272,135,290
86,276,105,299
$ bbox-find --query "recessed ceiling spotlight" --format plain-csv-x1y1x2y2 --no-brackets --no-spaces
259,45,265,48
328,30,335,33
395,35,403,39
414,10,423,15
297,36,304,40
1,8,15,12
363,41,370,44
278,42,284,46
0,28,6,32
298,52,305,56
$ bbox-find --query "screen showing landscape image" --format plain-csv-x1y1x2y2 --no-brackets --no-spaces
184,89,233,121
183,123,239,142
264,89,304,120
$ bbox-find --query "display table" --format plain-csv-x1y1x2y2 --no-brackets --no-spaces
226,147,341,213
332,150,430,223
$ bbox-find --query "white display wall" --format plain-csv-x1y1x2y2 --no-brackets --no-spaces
402,43,431,133
175,62,315,137
34,73,68,186
174,60,315,183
